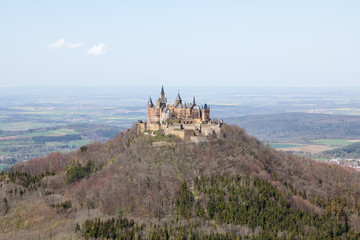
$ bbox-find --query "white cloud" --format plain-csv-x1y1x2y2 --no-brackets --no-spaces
87,43,107,56
48,38,82,49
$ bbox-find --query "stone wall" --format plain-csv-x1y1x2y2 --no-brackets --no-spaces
138,120,222,142
146,123,161,131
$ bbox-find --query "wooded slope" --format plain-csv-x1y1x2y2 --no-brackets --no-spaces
1,124,360,239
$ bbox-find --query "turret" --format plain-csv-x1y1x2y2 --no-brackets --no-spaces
201,103,210,122
161,86,165,100
147,96,154,107
147,96,155,123
175,91,182,106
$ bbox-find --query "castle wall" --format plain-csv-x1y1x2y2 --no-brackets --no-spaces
163,124,182,135
137,122,146,134
181,124,197,131
161,122,221,139
146,123,161,131
183,130,196,141
201,124,221,136
147,107,160,123
171,130,185,139
190,136,208,143
138,121,222,142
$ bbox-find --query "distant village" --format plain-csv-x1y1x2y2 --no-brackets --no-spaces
326,158,360,171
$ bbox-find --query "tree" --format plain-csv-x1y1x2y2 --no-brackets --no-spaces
3,197,9,214
80,146,87,152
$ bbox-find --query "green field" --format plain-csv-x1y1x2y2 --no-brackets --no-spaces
0,123,122,164
0,122,57,131
15,128,77,137
0,164,11,170
311,139,355,147
68,140,91,146
311,157,328,161
270,143,304,149
45,140,90,148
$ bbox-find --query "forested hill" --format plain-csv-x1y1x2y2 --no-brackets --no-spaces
325,142,360,158
226,112,360,142
1,124,360,239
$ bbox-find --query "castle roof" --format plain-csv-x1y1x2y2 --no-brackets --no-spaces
146,86,212,123
175,92,182,101
158,97,166,104
148,96,154,106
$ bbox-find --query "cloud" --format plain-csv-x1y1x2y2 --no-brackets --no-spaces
87,43,107,56
48,38,82,49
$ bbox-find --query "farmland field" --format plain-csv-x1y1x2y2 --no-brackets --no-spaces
311,139,356,147
270,143,331,154
15,128,77,137
270,143,304,149
0,122,57,131
0,124,122,167
0,164,11,170
310,157,328,161
67,140,91,147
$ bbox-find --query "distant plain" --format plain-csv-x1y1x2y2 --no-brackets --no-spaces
1,86,360,168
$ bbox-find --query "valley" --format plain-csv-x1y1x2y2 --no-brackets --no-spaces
2,87,360,169
2,87,360,238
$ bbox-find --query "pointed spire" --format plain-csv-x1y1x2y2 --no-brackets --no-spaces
160,86,165,100
148,96,154,106
193,96,196,105
176,91,182,101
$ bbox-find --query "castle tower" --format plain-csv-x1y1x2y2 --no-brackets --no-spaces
148,96,154,107
175,91,182,106
201,104,210,122
147,96,154,123
161,86,165,100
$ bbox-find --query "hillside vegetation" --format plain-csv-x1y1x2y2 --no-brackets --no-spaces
1,124,360,239
323,142,360,158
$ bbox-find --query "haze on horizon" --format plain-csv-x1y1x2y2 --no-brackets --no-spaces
0,0,359,88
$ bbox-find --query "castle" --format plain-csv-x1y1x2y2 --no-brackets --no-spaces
138,86,222,142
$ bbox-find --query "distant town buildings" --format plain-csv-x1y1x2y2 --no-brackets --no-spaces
326,158,360,171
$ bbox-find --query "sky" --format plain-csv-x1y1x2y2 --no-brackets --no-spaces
0,0,359,87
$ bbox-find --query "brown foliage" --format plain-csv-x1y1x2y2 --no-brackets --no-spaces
9,124,360,220
290,195,322,215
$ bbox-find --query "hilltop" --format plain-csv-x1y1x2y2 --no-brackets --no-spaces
1,124,360,239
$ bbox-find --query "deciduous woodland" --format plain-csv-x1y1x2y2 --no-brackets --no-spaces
1,124,360,239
